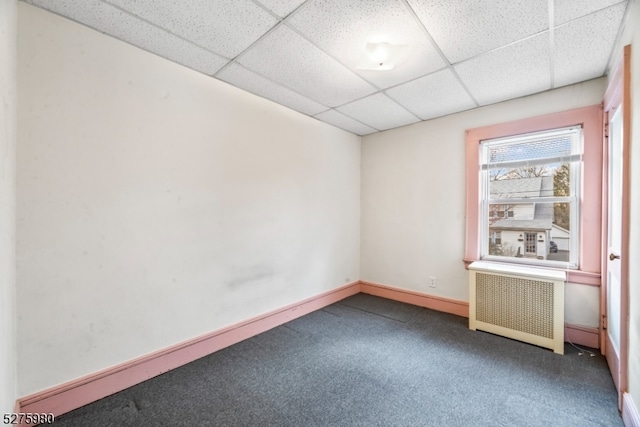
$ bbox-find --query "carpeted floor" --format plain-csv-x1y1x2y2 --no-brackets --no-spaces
51,293,623,426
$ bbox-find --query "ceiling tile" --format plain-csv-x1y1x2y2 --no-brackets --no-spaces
105,0,278,58
25,0,631,136
554,3,627,87
408,0,548,63
454,33,550,106
255,0,306,18
217,63,328,116
386,69,476,120
287,0,446,89
237,25,377,107
337,93,420,131
554,0,625,26
314,110,378,136
28,0,229,75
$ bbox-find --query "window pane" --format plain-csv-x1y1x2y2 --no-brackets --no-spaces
553,202,570,231
487,202,571,262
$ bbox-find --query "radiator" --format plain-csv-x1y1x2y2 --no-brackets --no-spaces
468,261,566,354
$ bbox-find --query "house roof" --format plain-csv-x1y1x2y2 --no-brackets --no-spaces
490,176,554,231
489,176,554,199
491,219,553,231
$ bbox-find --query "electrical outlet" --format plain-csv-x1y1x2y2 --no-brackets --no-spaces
429,276,437,288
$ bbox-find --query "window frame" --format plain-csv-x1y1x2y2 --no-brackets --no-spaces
465,105,603,286
479,126,582,268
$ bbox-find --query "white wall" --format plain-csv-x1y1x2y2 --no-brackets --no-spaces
0,0,17,415
361,78,607,327
17,3,360,396
614,0,640,417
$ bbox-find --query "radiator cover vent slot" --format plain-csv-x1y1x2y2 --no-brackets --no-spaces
476,273,554,338
469,262,565,354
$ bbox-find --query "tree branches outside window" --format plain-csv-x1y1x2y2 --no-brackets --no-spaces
553,163,570,230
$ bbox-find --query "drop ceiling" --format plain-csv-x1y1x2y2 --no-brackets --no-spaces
23,0,630,136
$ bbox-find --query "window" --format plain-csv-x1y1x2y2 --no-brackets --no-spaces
490,204,515,218
490,231,502,245
479,126,582,267
465,105,603,285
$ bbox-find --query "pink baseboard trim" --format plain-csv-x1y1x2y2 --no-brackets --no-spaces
17,281,360,419
358,281,601,350
564,323,600,349
15,280,603,420
623,393,640,427
359,280,469,318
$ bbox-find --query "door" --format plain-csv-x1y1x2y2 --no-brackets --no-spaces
605,104,623,393
602,44,631,408
525,232,537,256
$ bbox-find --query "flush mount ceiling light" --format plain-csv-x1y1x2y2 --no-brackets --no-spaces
357,42,408,71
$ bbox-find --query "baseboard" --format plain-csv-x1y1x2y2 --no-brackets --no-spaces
14,279,603,421
359,281,600,350
17,281,360,420
564,323,600,349
359,280,469,318
624,393,640,427
16,280,467,421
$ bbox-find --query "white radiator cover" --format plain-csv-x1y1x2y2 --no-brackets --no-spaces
469,261,566,354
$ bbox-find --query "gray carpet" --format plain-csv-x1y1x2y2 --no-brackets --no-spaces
51,294,622,426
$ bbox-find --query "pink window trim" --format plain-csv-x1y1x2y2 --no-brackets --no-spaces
464,104,603,286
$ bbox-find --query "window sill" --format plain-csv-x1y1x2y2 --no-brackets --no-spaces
469,260,566,281
463,258,600,286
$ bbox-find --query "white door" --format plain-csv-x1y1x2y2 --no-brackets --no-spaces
602,44,630,408
605,105,623,393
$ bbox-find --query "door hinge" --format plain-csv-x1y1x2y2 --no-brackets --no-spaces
601,314,607,329
604,122,609,138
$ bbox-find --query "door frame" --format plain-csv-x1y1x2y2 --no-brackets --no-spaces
601,44,631,409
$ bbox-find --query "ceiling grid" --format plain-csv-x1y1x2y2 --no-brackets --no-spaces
23,0,630,135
